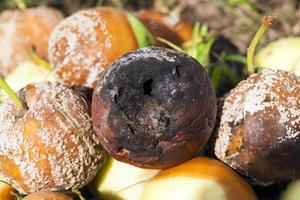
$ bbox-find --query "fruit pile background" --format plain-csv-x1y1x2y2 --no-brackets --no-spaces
0,0,299,200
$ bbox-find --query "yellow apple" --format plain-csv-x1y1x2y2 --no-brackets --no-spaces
280,180,300,200
0,181,16,200
142,157,257,200
88,156,159,200
255,37,300,75
0,61,55,102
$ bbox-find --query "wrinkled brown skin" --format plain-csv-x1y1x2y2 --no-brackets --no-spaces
136,10,193,46
23,192,72,200
215,71,300,185
226,109,300,185
92,47,217,169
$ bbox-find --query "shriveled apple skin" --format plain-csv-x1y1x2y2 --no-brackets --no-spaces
0,82,105,194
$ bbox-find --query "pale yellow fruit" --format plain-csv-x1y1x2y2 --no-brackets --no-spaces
88,156,159,200
280,180,300,200
0,181,16,200
142,157,257,200
0,61,55,102
255,37,300,75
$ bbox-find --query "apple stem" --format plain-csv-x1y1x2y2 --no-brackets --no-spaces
28,47,51,70
72,188,86,200
14,0,26,10
0,75,23,108
247,14,275,74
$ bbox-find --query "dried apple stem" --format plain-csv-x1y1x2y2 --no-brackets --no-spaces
247,14,275,74
0,75,23,108
14,0,26,10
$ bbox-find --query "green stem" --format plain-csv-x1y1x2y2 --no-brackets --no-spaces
247,14,274,74
28,47,51,70
72,188,86,200
14,0,26,10
156,37,183,52
0,75,23,108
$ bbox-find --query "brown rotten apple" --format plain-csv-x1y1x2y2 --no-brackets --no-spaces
136,10,193,46
214,69,300,185
48,7,139,88
0,82,105,194
0,6,64,76
92,47,217,169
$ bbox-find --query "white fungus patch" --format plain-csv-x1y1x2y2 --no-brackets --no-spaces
215,69,300,165
48,8,111,88
0,7,63,76
0,82,105,194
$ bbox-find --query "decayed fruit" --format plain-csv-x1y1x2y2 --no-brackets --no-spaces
214,69,300,185
92,46,217,169
0,82,105,194
48,7,139,88
141,157,257,200
0,181,16,200
88,156,159,200
0,6,64,76
136,10,193,46
254,37,300,75
23,191,72,200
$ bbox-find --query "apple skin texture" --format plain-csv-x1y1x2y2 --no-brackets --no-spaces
142,157,257,200
48,7,138,88
92,47,217,169
0,6,63,76
214,69,300,185
0,82,105,194
255,37,300,75
88,156,159,200
23,192,72,200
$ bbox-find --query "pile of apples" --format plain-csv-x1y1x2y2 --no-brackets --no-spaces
0,2,299,200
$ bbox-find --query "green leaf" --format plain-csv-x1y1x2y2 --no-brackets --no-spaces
211,66,222,89
189,22,200,59
127,13,156,48
182,22,215,68
225,54,247,65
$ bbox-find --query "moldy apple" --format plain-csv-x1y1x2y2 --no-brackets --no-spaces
92,46,217,169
